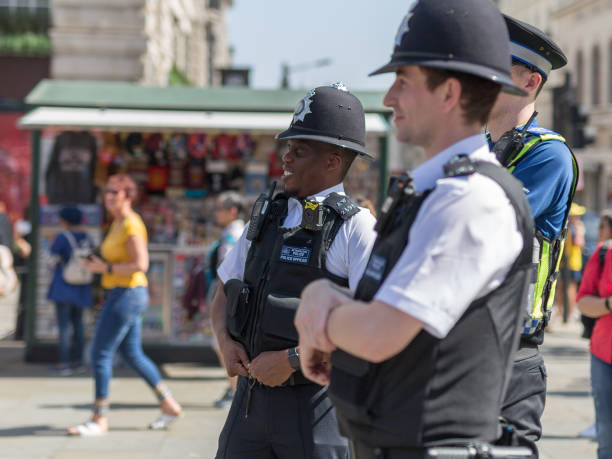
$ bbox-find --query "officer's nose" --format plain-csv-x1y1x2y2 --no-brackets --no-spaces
282,150,293,164
383,87,396,108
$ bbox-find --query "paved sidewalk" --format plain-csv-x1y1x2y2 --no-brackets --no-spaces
0,321,598,458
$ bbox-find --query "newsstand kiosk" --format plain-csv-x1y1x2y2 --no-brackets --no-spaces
18,80,390,363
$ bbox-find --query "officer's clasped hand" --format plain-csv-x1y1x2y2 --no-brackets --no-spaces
247,350,295,387
299,346,332,386
220,337,250,378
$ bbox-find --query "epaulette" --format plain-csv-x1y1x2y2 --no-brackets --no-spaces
443,154,476,177
323,192,361,220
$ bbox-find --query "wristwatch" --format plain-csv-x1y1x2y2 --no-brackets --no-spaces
288,347,300,370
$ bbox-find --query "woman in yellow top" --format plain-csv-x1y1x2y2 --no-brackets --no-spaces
68,174,182,436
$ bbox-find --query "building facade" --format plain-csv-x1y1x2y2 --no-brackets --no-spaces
50,0,232,87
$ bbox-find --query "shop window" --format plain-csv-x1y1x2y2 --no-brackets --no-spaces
592,44,601,106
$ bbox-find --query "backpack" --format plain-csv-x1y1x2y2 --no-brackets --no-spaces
581,239,612,339
0,245,18,295
61,231,94,285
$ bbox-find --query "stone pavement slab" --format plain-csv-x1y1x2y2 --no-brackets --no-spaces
0,321,600,458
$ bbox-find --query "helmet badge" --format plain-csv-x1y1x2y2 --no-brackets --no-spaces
394,0,420,47
293,88,316,124
330,81,348,92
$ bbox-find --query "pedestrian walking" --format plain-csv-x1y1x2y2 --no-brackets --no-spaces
576,210,612,458
67,174,182,436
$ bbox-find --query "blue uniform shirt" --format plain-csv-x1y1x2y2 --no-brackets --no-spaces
47,231,93,308
488,119,574,240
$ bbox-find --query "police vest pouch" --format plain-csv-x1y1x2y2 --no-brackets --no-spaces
260,294,300,350
224,279,251,342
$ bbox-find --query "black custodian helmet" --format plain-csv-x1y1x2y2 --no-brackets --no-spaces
370,0,526,96
276,83,372,158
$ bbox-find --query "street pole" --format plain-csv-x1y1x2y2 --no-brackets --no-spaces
24,129,40,360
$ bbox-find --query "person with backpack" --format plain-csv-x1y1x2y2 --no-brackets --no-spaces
577,210,612,458
47,206,94,376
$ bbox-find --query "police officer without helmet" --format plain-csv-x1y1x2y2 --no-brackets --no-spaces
210,83,377,458
295,1,535,458
486,15,577,457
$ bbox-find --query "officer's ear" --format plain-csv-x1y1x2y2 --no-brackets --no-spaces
439,77,463,115
524,71,543,96
326,148,343,174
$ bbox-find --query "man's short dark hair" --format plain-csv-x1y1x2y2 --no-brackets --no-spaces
337,148,357,179
421,67,501,125
512,58,547,98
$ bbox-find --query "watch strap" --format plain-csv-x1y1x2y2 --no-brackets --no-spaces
288,347,300,370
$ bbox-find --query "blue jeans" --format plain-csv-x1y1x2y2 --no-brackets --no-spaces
592,354,612,459
90,287,162,399
54,303,84,367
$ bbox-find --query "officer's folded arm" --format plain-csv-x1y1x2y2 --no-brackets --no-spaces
297,277,424,364
327,298,424,363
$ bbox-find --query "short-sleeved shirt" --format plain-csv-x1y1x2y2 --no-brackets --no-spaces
374,134,524,339
488,119,574,240
47,230,93,307
100,212,148,289
576,242,612,364
217,183,377,291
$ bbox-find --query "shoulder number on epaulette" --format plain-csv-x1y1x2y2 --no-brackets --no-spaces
323,193,360,220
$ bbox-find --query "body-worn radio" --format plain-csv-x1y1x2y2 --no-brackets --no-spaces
246,181,277,241
492,111,537,167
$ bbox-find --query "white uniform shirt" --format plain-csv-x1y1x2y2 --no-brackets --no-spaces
217,183,377,290
374,134,524,339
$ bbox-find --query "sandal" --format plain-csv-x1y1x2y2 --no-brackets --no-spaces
67,421,107,436
148,412,181,430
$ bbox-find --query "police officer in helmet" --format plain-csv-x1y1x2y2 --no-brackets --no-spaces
487,15,577,457
296,1,535,457
210,83,377,458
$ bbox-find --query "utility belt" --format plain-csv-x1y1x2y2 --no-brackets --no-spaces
224,279,300,357
350,440,533,459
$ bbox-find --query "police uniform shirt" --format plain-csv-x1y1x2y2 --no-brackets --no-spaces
374,134,524,339
217,183,377,290
487,119,574,240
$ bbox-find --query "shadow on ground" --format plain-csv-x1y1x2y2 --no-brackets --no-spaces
40,402,221,412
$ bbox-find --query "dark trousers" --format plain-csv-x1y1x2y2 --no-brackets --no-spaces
501,349,547,459
54,302,84,366
216,376,349,459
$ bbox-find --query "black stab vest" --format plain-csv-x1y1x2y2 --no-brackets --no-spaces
328,159,534,449
241,192,360,360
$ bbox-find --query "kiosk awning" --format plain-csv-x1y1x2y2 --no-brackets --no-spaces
18,106,389,134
